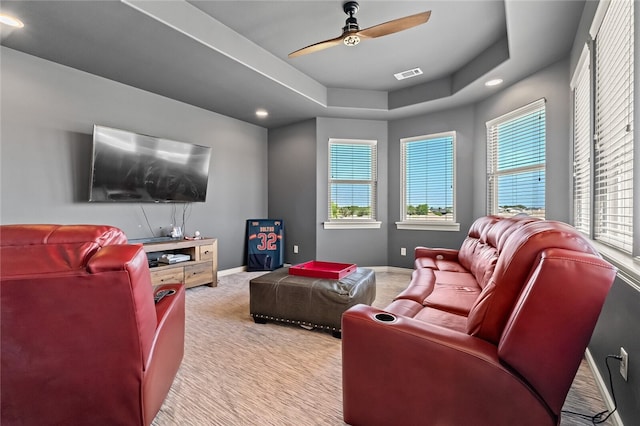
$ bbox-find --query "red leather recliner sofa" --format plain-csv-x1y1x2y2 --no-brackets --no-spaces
0,224,185,425
342,215,617,425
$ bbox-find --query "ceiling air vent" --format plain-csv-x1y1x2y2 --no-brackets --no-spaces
394,67,423,81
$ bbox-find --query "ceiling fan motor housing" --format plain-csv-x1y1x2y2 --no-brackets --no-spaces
343,16,360,33
342,1,361,45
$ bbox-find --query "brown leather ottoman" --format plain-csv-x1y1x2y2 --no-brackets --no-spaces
250,267,376,338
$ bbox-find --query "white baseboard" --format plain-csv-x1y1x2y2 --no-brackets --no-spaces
365,265,413,274
218,266,247,277
585,349,624,426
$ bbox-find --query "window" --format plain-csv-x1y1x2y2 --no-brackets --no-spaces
486,99,546,218
396,131,459,231
325,138,380,229
592,0,634,253
571,45,592,235
572,0,635,259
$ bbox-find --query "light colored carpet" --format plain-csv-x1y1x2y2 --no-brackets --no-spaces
152,271,613,426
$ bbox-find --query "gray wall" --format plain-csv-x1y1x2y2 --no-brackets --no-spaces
387,58,571,268
388,104,476,268
0,47,268,270
590,277,640,426
266,117,388,267
269,58,572,270
268,119,317,264
472,58,572,223
315,117,389,266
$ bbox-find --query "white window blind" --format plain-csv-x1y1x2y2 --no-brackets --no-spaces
572,46,592,235
486,99,546,218
400,132,456,223
594,0,634,253
328,139,377,221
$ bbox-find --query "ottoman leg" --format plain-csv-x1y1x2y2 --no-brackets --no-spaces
253,316,267,324
332,330,342,339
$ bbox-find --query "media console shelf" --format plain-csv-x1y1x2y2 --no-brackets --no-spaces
141,238,218,289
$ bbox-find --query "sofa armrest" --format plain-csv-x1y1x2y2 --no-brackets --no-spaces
143,283,185,425
498,248,616,414
341,304,556,426
414,246,459,261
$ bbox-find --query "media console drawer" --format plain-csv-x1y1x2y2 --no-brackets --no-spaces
142,238,218,289
199,244,215,261
150,268,184,286
185,263,214,287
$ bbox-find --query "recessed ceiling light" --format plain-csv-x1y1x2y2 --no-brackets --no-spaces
485,78,503,87
256,109,268,118
0,14,24,28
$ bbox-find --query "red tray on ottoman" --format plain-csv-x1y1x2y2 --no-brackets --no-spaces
289,260,357,279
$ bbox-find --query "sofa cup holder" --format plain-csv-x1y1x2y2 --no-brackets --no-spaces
373,312,397,323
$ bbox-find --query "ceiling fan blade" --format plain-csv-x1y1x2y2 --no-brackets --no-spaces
288,34,345,58
357,11,431,39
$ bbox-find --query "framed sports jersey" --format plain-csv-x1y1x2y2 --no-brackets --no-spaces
246,219,284,271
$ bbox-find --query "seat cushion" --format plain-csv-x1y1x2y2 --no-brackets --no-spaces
423,283,480,316
434,270,478,287
412,307,467,332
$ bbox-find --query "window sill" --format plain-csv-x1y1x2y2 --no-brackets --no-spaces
591,241,640,292
395,221,461,231
323,221,382,230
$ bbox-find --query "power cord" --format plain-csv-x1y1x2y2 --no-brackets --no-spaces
140,205,156,237
561,354,621,425
181,202,192,236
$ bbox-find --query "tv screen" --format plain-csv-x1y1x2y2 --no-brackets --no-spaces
89,125,212,203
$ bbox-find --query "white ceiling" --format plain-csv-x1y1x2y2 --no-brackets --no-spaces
0,0,585,128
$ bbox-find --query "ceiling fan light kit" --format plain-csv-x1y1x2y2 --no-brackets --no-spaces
288,1,431,58
343,35,360,46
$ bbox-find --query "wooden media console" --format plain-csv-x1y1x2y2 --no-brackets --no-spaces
141,238,218,288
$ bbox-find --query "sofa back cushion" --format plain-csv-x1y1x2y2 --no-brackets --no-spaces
486,215,541,252
469,215,540,289
458,216,501,279
0,224,127,276
0,224,156,366
466,221,599,344
468,245,499,289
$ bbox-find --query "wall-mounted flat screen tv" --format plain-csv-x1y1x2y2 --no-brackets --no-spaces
89,125,212,203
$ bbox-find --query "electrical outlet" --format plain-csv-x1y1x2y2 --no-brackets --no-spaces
293,245,299,254
400,247,407,256
620,347,629,381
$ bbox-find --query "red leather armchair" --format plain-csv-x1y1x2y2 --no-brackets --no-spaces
342,217,617,425
0,224,185,425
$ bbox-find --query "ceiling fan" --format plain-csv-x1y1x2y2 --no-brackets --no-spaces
288,1,431,58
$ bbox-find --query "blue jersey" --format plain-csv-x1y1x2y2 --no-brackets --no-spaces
246,219,284,271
